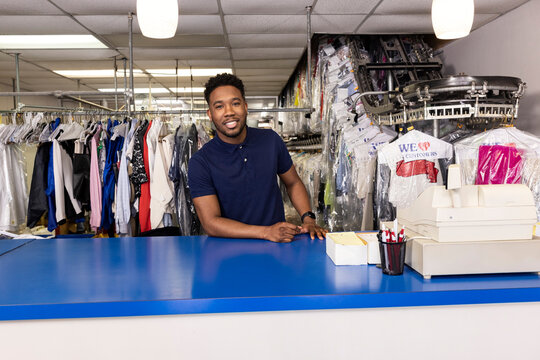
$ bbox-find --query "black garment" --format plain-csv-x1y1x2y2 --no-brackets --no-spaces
169,124,200,236
130,120,149,198
27,143,51,228
73,145,91,211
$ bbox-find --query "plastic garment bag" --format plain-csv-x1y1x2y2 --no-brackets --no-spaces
375,130,453,222
332,124,396,231
454,127,540,220
0,141,28,232
285,152,325,224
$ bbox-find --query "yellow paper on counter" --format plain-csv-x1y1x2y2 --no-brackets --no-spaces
326,232,367,246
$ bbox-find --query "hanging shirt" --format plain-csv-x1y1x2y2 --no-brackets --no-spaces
377,129,453,209
139,120,153,233
27,143,51,228
89,125,103,231
116,119,137,235
101,120,123,230
150,138,175,229
188,127,292,227
53,139,83,223
130,120,149,199
170,124,200,236
45,118,61,231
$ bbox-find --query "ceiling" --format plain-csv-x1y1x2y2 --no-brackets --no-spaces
0,0,530,108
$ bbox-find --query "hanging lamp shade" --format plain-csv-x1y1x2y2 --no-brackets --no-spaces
137,0,178,39
432,0,475,39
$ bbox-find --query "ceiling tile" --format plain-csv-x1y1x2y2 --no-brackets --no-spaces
225,14,365,34
13,49,119,61
176,15,224,34
104,34,226,48
37,60,118,70
475,0,529,13
0,16,88,35
0,70,58,78
357,13,498,34
313,14,366,33
314,0,379,14
221,0,312,15
232,48,304,60
0,59,43,71
234,59,299,68
236,74,291,81
375,0,529,14
75,15,223,35
126,48,230,60
52,0,218,15
0,1,63,15
136,59,233,68
236,68,292,76
75,15,133,35
229,34,307,48
225,15,305,33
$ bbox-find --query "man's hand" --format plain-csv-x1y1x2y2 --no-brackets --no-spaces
262,222,301,243
300,218,327,240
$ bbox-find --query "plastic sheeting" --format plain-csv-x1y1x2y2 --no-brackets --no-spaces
454,127,540,220
0,125,29,232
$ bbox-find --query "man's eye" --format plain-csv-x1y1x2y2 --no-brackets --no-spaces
233,102,240,106
215,105,223,109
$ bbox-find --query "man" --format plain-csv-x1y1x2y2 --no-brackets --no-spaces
188,73,327,242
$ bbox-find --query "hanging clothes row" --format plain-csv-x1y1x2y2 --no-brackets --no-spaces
22,113,211,236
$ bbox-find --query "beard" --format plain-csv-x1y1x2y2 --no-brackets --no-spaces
216,118,247,139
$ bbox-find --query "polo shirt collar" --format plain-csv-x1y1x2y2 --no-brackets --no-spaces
213,126,251,153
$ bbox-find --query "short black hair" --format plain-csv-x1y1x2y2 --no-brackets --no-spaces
204,73,245,104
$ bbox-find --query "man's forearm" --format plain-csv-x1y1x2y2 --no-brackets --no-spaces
202,216,267,239
286,180,312,218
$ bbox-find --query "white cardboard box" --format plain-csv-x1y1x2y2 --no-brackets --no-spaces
325,232,368,265
356,232,381,264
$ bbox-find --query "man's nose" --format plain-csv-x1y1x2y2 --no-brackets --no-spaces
224,103,235,115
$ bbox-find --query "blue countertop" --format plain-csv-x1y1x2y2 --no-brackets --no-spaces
1,234,540,321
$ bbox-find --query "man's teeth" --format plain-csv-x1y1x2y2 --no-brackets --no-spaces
225,121,237,129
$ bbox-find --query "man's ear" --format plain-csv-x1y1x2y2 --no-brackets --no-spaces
207,108,212,120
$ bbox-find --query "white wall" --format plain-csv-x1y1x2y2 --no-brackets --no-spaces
441,0,540,135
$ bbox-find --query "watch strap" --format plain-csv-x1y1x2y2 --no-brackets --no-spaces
301,211,316,223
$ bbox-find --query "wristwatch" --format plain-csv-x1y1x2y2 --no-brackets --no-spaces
301,211,316,223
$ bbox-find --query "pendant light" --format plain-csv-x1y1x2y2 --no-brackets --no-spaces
136,0,178,39
432,0,475,39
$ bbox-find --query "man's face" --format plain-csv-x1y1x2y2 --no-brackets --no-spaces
207,85,248,140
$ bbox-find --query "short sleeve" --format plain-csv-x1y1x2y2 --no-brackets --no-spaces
274,131,293,174
188,154,216,198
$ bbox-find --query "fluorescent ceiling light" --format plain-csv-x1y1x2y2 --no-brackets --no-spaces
137,0,178,39
99,87,205,94
432,0,474,39
54,70,145,78
53,68,232,78
147,68,232,77
0,35,107,49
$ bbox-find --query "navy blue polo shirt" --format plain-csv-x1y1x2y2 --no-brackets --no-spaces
188,127,293,226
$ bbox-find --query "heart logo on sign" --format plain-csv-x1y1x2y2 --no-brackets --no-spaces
418,142,430,151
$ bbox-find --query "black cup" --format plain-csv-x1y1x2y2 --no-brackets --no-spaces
378,238,407,275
